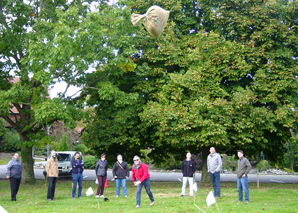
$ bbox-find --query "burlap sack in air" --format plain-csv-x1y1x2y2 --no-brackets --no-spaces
131,5,170,39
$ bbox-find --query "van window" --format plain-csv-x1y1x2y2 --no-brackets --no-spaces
57,154,71,161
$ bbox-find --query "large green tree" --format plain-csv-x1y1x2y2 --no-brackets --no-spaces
80,0,298,182
0,0,90,183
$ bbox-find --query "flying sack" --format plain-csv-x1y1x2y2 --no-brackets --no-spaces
131,5,170,39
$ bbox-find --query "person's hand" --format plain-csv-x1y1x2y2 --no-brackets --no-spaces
135,181,141,186
242,174,246,177
126,176,128,180
6,175,10,179
114,176,117,178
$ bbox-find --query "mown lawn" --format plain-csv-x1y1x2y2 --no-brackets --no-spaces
0,180,297,213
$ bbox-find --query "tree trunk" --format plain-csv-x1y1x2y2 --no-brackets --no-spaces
200,146,210,183
21,144,36,184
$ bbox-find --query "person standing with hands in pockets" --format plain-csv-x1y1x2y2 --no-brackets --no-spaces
71,152,84,199
236,150,252,204
207,147,222,197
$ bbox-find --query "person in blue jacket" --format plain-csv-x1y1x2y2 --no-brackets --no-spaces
71,152,84,199
5,153,22,201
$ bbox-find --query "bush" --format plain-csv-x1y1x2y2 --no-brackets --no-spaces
84,155,97,169
58,134,69,151
0,130,20,152
257,160,272,172
192,153,203,170
75,143,89,155
159,154,182,170
221,154,237,171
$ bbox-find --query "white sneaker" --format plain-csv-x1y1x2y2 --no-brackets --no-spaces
100,195,104,198
124,195,127,198
95,195,99,198
116,195,119,197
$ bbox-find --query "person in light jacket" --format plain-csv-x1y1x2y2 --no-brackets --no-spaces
5,153,22,202
46,150,58,201
113,154,129,197
95,153,108,198
207,147,222,197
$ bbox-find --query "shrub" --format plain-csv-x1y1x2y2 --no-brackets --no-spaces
192,153,203,170
257,160,272,172
221,154,237,171
84,155,97,169
75,143,89,155
158,154,182,170
0,130,20,152
58,134,69,151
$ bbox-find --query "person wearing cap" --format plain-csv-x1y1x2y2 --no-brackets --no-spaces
5,153,22,202
132,155,154,209
71,152,84,199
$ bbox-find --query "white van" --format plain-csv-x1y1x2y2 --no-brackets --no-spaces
43,151,83,178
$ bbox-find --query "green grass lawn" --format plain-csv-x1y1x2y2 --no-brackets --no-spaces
0,180,297,213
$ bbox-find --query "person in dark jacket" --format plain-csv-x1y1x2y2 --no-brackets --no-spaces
180,152,196,197
95,153,108,198
71,152,84,199
112,154,129,197
5,153,22,201
236,150,252,204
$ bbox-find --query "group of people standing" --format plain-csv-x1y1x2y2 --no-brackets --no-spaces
5,148,251,206
94,153,154,208
181,148,252,204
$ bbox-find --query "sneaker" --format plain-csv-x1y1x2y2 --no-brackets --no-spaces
135,205,140,208
180,195,184,197
72,197,75,199
124,195,127,198
150,201,154,206
116,195,119,197
100,195,104,198
95,195,99,198
244,201,249,204
47,199,53,201
78,196,82,199
51,198,57,201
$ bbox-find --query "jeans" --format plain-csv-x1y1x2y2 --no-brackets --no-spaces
72,173,83,198
10,177,21,201
47,177,57,199
96,175,106,196
237,175,249,201
181,177,194,196
209,171,220,197
115,178,127,196
136,177,154,206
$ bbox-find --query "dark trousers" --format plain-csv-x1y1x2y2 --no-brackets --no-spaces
10,177,21,201
47,177,57,199
96,176,106,196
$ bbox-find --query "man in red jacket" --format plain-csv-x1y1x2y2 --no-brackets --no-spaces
132,155,154,209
